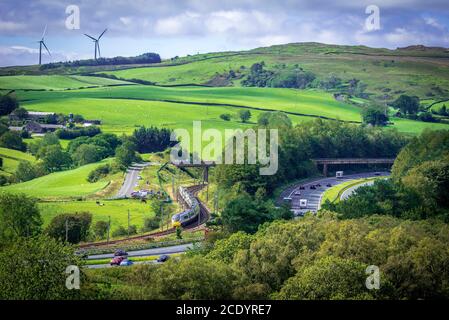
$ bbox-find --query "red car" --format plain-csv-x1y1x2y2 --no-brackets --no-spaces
110,256,125,266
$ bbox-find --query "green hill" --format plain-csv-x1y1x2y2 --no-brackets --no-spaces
0,159,112,199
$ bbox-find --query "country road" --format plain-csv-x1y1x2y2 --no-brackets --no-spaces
115,162,155,198
278,172,390,216
85,243,193,269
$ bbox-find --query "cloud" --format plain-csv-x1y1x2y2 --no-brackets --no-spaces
0,20,26,31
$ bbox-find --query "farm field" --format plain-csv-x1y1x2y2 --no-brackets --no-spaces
0,75,133,90
38,199,155,233
17,85,363,122
20,97,312,136
0,159,113,199
15,84,449,134
0,147,37,175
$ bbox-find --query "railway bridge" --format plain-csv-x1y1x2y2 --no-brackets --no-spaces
311,158,395,176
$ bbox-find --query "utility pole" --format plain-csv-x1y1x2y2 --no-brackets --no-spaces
127,209,130,239
107,215,111,243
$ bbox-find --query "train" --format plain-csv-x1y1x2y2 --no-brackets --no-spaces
171,186,200,227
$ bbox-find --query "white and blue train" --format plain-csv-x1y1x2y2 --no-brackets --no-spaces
171,186,200,227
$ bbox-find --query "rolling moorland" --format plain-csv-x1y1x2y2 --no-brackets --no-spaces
1,42,449,300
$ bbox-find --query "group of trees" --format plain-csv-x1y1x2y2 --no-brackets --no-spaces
323,129,449,221
40,52,161,69
132,126,175,154
77,213,449,300
242,62,316,89
362,105,389,126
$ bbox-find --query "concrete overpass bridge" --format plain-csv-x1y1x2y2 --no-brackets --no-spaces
311,158,395,176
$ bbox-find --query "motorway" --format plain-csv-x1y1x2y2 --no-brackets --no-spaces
278,171,390,216
85,243,193,269
116,162,154,198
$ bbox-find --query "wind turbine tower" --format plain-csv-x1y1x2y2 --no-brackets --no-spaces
84,29,107,60
38,25,51,65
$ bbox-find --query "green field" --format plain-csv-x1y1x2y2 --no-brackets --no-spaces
0,147,37,175
38,199,155,232
0,75,132,90
0,159,112,198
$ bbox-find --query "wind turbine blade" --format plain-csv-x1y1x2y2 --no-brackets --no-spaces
41,24,47,40
98,28,107,39
84,34,97,41
42,42,51,56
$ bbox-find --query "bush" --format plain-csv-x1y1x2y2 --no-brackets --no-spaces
0,174,8,186
94,221,109,239
56,126,101,140
220,114,231,121
87,164,111,183
45,212,92,244
0,131,26,151
143,216,161,232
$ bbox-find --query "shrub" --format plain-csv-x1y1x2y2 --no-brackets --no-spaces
220,114,231,121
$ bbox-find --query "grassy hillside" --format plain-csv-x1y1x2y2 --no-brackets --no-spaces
38,199,155,232
0,147,36,175
0,75,133,90
0,159,112,198
99,43,449,103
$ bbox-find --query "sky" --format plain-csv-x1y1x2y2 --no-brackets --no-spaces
0,0,448,66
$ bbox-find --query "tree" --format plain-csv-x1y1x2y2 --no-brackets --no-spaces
145,256,236,299
41,145,72,172
0,193,42,244
220,114,231,121
0,235,86,299
0,94,19,116
115,140,138,168
392,95,420,115
12,107,28,119
15,160,38,182
72,144,103,165
238,110,251,123
362,106,389,126
132,126,175,153
276,256,373,300
221,195,289,234
0,131,26,151
94,220,109,239
45,212,92,244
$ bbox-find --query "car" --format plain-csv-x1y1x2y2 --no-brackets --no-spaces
110,256,125,266
294,191,301,196
299,186,305,190
374,172,381,176
75,249,88,259
119,259,134,266
157,255,170,263
114,249,128,257
310,185,316,190
326,183,332,187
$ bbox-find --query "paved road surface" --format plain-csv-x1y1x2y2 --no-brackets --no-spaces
87,243,193,260
340,180,378,201
279,172,390,216
116,162,155,198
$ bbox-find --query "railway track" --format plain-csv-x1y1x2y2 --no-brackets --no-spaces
79,184,209,249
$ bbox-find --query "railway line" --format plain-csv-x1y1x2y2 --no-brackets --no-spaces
79,184,209,249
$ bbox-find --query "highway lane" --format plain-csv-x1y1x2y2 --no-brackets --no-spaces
116,162,155,198
279,171,390,216
87,243,193,260
340,180,377,201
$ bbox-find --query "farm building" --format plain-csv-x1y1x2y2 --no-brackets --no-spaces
8,121,64,134
9,111,56,122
